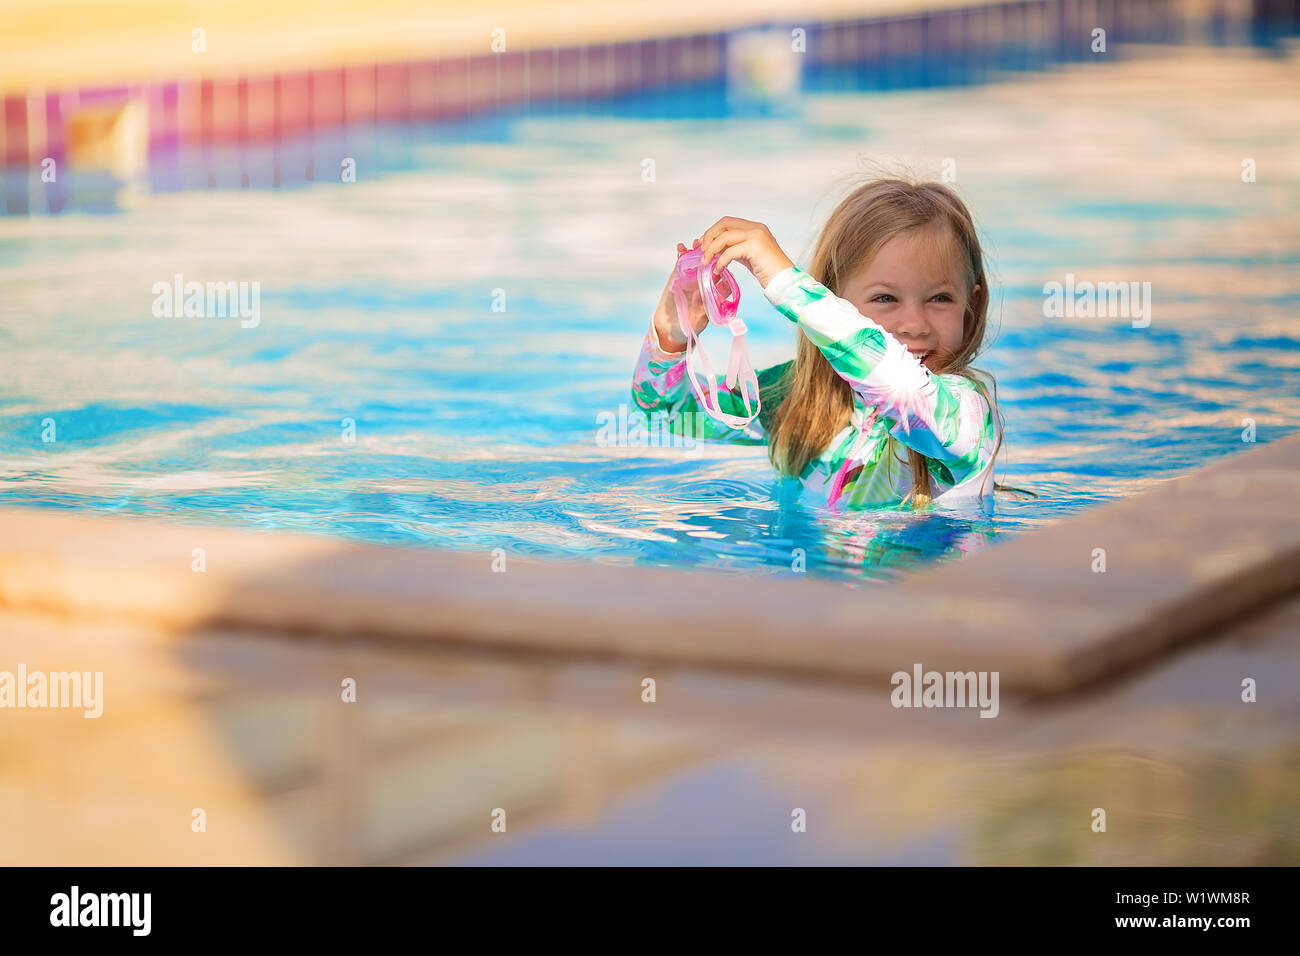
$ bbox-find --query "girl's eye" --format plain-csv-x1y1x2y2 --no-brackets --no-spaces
870,293,896,303
930,293,954,303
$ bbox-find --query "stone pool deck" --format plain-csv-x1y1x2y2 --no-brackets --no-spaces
0,433,1297,863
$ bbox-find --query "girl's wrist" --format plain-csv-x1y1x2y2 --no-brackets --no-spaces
655,327,688,354
651,311,688,354
757,252,795,290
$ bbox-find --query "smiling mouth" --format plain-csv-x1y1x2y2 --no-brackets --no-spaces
909,350,934,362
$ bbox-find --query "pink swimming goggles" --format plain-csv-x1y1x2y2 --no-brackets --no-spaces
669,248,761,430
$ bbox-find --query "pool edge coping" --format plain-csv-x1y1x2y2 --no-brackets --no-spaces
1,430,1298,694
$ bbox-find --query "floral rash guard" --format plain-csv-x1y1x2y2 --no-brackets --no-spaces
630,265,1002,509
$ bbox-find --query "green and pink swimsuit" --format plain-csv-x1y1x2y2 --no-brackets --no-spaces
631,265,1001,509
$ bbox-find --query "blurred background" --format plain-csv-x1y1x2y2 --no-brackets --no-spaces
1,0,1299,864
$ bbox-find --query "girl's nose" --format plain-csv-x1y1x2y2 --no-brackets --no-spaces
894,306,931,339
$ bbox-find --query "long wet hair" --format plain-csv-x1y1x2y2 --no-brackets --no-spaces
767,177,1014,507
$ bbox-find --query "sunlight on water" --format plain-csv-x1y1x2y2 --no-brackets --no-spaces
1,46,1298,583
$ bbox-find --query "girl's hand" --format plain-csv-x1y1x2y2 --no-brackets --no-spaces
652,239,708,353
698,217,794,290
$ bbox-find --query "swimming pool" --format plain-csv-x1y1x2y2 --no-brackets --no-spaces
1,44,1298,583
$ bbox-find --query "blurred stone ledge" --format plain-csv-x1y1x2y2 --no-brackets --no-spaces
1,430,1297,694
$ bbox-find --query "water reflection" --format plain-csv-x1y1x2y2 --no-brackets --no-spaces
969,746,1300,864
4,564,1298,864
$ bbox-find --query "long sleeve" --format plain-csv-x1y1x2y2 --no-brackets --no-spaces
761,265,998,489
629,319,769,444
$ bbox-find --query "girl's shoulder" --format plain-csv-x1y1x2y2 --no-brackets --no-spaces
939,366,996,404
944,367,1003,441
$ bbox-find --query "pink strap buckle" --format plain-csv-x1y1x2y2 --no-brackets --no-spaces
670,249,761,430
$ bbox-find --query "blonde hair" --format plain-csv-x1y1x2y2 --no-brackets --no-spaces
767,176,1010,507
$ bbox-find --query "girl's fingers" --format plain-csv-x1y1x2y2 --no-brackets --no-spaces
699,221,726,253
701,217,738,244
701,228,747,266
713,241,748,275
700,217,752,253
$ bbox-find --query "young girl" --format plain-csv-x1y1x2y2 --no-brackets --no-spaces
631,178,1004,510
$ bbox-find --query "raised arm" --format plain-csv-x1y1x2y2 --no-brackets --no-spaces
762,265,998,487
630,319,770,445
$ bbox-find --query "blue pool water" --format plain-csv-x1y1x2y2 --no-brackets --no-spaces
1,45,1298,583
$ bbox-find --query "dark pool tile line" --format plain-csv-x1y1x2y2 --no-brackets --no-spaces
5,0,1296,215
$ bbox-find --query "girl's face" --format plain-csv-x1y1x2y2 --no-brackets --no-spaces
839,224,977,373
